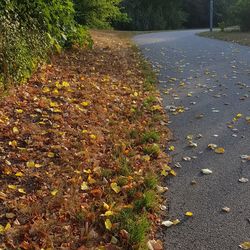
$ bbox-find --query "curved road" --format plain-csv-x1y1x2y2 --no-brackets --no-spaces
134,30,250,250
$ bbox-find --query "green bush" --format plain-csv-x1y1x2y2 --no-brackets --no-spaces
0,0,92,88
74,0,128,28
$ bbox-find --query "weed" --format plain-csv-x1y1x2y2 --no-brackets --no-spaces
117,176,129,187
143,96,157,108
119,157,132,176
117,208,150,245
129,129,140,140
134,190,157,212
143,143,161,158
144,173,158,189
101,168,113,179
141,130,160,144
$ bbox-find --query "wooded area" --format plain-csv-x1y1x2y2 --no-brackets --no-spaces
0,0,250,89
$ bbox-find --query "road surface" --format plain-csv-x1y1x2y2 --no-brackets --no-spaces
134,30,250,250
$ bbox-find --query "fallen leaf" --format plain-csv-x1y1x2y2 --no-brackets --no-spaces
51,189,58,196
214,147,225,154
18,188,26,194
110,183,121,193
81,182,89,191
161,220,173,227
185,211,193,217
105,219,112,231
156,185,168,193
239,242,250,249
239,178,249,183
222,207,230,213
201,169,213,175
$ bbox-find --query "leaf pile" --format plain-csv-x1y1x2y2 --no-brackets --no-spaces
0,31,170,249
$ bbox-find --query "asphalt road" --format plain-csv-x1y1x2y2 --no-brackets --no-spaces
134,30,250,250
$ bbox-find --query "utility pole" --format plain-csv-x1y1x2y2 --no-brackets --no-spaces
210,0,214,32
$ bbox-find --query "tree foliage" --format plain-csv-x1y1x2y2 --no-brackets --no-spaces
0,0,92,87
116,0,186,30
233,0,250,31
74,0,128,28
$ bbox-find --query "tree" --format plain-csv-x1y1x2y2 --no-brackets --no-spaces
116,0,186,30
74,0,128,28
233,0,250,31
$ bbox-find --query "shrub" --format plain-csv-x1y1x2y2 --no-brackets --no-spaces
0,0,92,88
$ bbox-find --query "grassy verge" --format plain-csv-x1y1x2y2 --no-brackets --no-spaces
199,31,250,47
0,31,171,249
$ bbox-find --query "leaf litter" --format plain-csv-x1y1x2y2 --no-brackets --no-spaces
0,31,172,249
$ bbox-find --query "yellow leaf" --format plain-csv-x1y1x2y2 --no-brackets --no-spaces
42,87,50,93
50,101,58,107
142,155,151,162
83,169,92,174
88,175,96,184
12,127,19,134
215,147,225,154
185,211,193,217
162,165,172,171
236,113,243,119
15,109,23,114
105,219,112,231
104,211,114,217
35,163,42,168
81,101,90,107
54,81,61,89
172,219,180,225
48,152,55,158
15,172,23,177
0,225,5,234
51,189,58,196
81,181,89,191
8,185,17,190
62,81,70,87
18,188,26,194
26,161,35,168
5,223,11,231
110,183,121,194
161,169,168,177
53,89,59,95
9,140,17,147
151,105,162,111
239,242,250,249
170,170,177,176
82,130,88,134
103,202,110,210
90,134,97,140
169,146,175,151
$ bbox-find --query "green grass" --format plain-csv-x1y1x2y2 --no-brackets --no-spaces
143,143,161,158
134,190,158,212
141,130,160,144
118,156,132,176
144,172,158,189
116,208,150,247
199,30,250,47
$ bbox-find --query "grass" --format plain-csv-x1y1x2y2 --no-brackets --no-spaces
144,172,158,189
134,190,158,212
141,130,160,144
143,143,161,158
116,208,150,247
199,30,250,47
